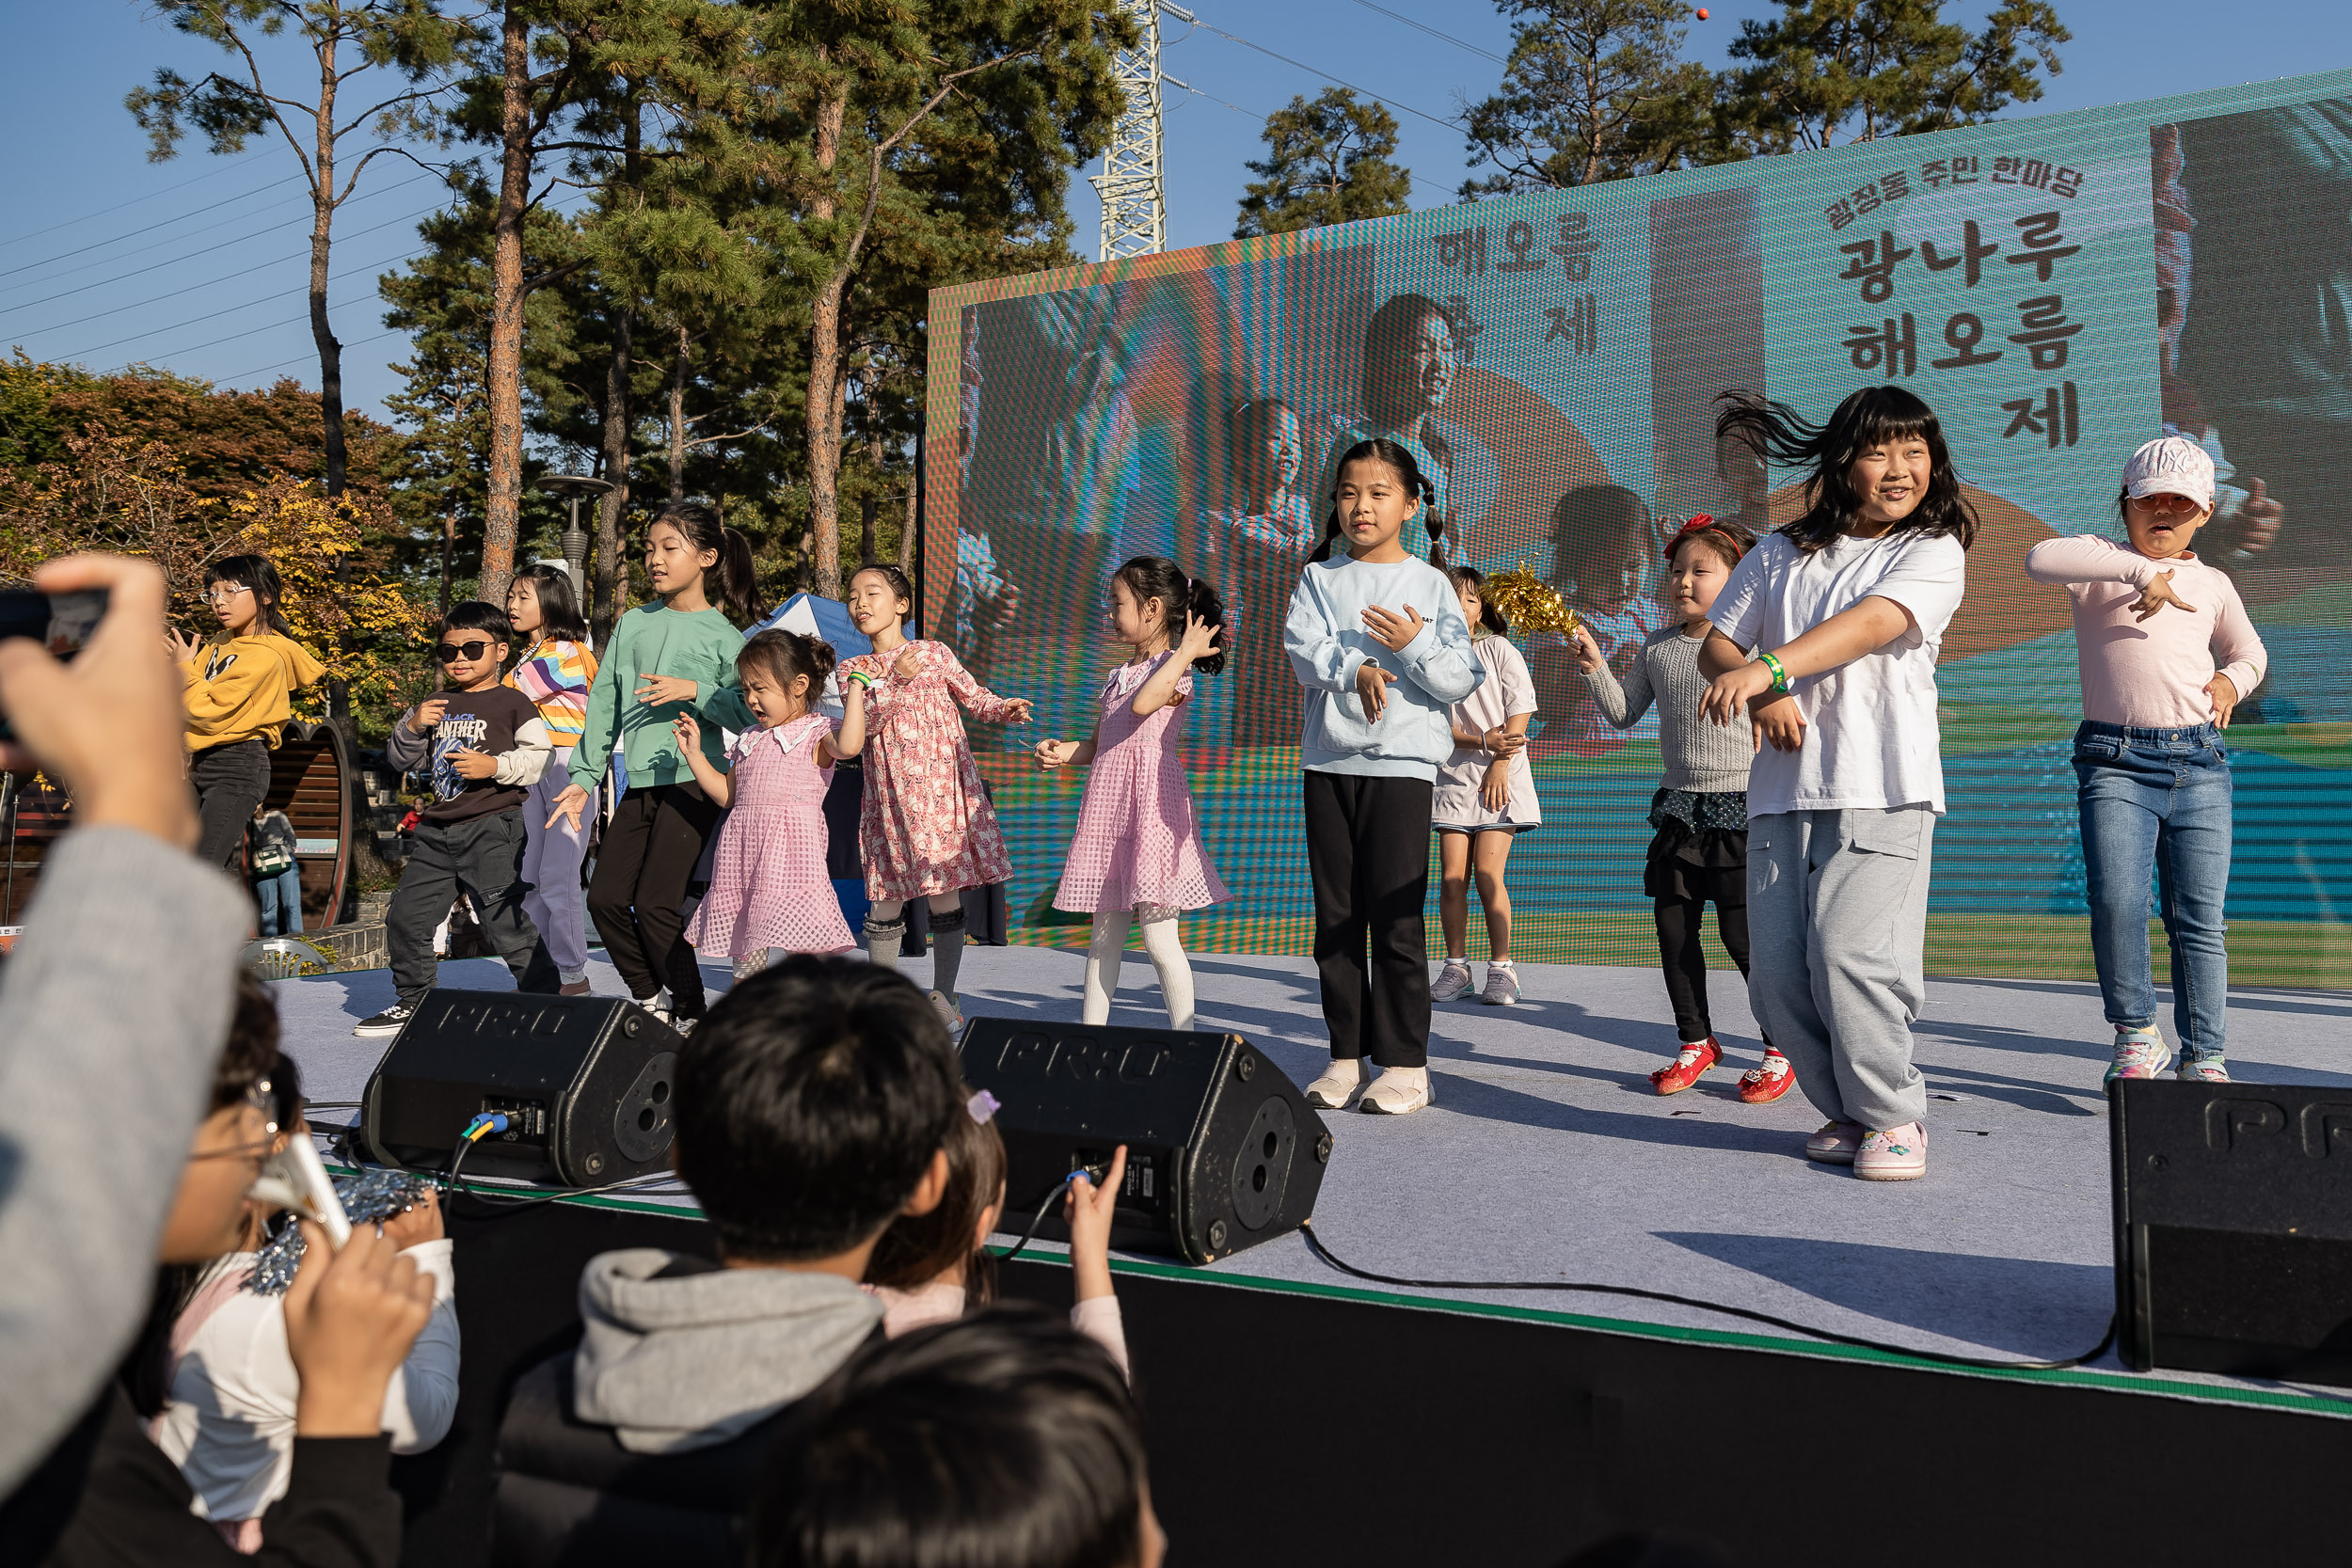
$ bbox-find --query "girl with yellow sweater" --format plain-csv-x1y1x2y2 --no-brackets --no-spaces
168,555,325,875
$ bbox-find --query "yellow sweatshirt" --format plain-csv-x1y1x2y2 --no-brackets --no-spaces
181,632,327,752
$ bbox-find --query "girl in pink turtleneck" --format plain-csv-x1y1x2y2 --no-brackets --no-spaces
2026,436,2267,1087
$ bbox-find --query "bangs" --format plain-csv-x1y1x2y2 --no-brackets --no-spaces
1838,387,1943,455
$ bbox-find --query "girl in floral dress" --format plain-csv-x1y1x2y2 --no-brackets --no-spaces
839,563,1035,1030
1035,558,1232,1030
675,628,868,975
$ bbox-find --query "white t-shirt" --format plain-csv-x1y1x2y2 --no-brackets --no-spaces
1434,634,1541,827
1708,529,1966,816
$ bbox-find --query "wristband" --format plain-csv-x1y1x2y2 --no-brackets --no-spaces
846,670,877,689
1757,651,1790,693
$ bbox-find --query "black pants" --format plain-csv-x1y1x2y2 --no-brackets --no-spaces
1305,771,1433,1069
388,811,558,1006
588,782,722,1017
189,738,274,877
1654,865,1753,1044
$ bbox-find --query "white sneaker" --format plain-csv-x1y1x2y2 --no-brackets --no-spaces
930,990,964,1035
1480,962,1521,1006
1429,960,1474,1003
1359,1067,1433,1115
1304,1061,1363,1110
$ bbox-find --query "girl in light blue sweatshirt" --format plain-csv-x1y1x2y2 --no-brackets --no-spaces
1282,437,1484,1116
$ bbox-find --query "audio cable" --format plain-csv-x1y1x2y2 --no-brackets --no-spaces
1296,1220,2119,1373
994,1167,1101,1265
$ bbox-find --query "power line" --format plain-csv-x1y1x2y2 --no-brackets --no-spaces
0,151,276,251
1349,0,1508,65
217,325,411,387
1169,79,1459,206
0,174,312,286
1186,13,1462,134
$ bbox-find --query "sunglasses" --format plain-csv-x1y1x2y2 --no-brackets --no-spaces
436,639,496,663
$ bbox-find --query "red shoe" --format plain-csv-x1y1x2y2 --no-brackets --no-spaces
1650,1037,1722,1095
1739,1048,1795,1104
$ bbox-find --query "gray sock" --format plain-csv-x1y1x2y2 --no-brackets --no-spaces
929,904,967,999
864,914,905,974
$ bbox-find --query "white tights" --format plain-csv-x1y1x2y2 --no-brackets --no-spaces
1083,908,1195,1031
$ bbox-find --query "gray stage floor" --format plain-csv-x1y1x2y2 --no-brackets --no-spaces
274,944,2352,1418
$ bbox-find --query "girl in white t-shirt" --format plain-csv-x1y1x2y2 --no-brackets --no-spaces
1430,567,1540,1006
1697,388,1973,1183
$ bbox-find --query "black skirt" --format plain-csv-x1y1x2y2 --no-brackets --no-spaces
1643,813,1749,902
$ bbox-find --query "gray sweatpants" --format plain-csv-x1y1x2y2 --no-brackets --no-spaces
1745,807,1935,1131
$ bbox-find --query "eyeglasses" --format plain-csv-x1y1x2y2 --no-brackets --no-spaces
205,585,252,607
190,1076,283,1163
435,639,495,663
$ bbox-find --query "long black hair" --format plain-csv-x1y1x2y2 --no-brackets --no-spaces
849,562,918,639
1311,437,1446,568
1446,565,1508,637
203,553,294,637
1111,555,1226,676
511,562,588,643
650,501,763,624
1714,388,1978,554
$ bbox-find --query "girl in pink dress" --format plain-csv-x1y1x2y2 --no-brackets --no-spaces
674,629,868,976
1034,557,1232,1030
839,563,1035,1030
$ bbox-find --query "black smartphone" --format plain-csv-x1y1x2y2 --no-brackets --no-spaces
0,589,108,744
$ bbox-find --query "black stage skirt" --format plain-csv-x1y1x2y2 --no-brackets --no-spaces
1643,796,1750,903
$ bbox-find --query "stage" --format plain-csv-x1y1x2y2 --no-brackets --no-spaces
271,947,2352,1565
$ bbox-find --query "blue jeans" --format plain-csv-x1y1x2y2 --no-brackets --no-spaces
2074,721,2231,1058
257,864,304,938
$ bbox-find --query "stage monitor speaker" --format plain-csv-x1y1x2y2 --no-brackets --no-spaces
959,1018,1332,1265
362,990,682,1187
2110,1078,2352,1386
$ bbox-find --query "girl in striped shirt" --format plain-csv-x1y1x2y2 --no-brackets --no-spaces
506,565,601,994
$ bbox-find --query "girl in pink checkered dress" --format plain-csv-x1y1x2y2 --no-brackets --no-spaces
675,629,868,976
1034,557,1232,1030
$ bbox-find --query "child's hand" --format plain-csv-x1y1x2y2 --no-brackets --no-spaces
1064,1145,1126,1303
1566,625,1605,673
671,711,702,752
1481,761,1511,813
2206,672,2240,729
1361,603,1423,652
409,697,447,735
1000,696,1035,724
634,673,696,706
892,643,924,680
2233,478,2282,554
1035,737,1077,770
1753,693,1806,752
446,746,497,781
1355,660,1400,720
2131,570,2197,622
167,627,205,664
1175,612,1222,666
378,1186,445,1250
1481,726,1528,759
1702,661,1774,726
546,784,589,832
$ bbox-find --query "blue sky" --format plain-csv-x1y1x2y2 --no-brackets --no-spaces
0,3,2336,426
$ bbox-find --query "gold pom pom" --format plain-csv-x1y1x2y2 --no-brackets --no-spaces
1479,571,1582,638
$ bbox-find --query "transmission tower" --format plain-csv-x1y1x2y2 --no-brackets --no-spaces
1091,1,1191,262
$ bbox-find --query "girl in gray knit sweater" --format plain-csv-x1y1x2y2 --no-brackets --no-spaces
1573,516,1792,1104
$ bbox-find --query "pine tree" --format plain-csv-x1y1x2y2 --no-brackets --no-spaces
1721,0,2068,151
1234,88,1414,236
1459,0,1721,194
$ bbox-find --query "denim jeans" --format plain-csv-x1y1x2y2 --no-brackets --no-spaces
2074,721,2232,1058
256,865,304,938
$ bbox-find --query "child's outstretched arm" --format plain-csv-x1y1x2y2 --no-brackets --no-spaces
1064,1144,1131,1381
1574,627,1653,730
933,644,1034,726
1035,719,1101,770
670,711,733,808
819,682,868,764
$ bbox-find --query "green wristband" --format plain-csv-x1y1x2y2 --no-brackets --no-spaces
846,671,877,689
1758,651,1790,693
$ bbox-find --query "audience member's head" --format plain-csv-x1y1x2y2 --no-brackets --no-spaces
675,955,963,1264
753,1304,1160,1568
865,1085,1009,1302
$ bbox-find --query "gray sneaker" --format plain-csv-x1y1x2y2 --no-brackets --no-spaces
1480,962,1521,1006
1429,960,1474,1003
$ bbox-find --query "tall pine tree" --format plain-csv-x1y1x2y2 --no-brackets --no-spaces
1459,1,1721,194
1235,87,1413,236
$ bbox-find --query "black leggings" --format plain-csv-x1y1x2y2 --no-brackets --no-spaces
1304,771,1434,1069
586,782,722,1016
1654,863,1753,1045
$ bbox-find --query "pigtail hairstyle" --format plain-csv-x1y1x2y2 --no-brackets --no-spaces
1446,565,1508,637
1112,555,1227,675
512,562,589,641
1714,388,1978,555
203,553,294,636
739,627,837,699
655,501,766,625
1314,437,1444,566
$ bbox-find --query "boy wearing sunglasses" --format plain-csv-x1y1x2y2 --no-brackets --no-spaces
357,601,561,1037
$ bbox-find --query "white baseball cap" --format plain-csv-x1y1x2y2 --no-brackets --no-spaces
2122,436,2214,511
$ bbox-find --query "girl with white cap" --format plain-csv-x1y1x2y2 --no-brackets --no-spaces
2026,436,2268,1085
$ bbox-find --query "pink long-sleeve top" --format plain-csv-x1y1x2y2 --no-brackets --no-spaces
2024,534,2267,729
